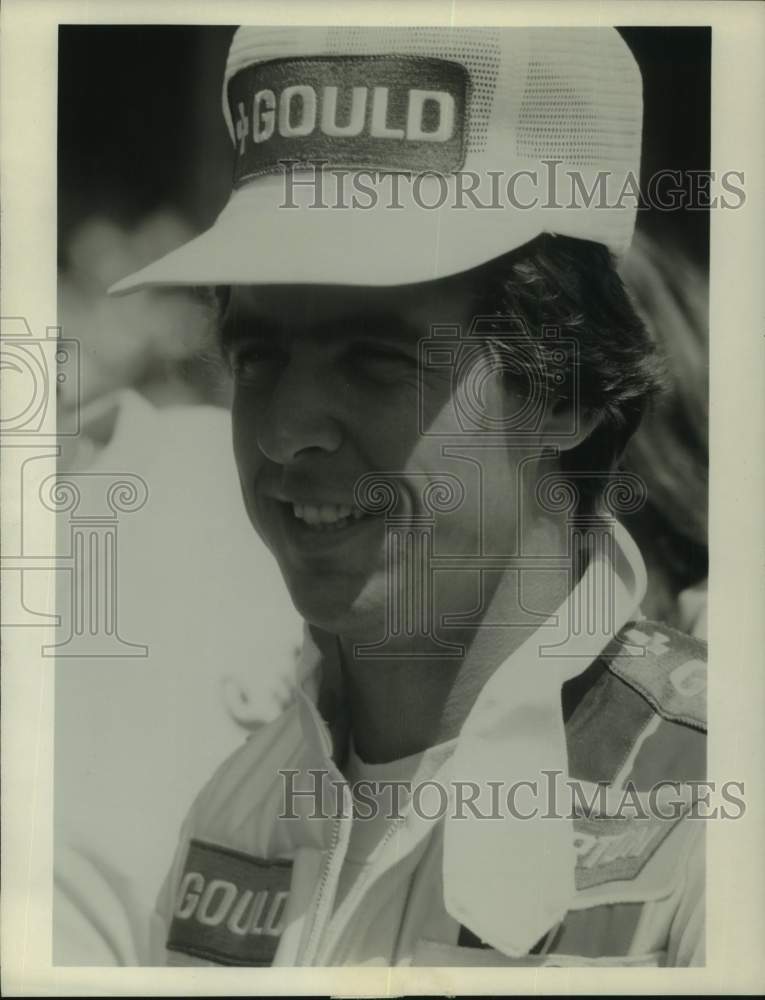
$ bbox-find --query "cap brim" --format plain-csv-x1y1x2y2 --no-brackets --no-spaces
108,174,545,295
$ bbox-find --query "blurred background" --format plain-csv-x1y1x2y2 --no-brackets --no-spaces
54,26,710,960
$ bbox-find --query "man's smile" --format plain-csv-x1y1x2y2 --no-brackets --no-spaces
291,501,366,529
264,495,384,556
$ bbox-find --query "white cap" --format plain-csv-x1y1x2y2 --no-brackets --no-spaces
110,26,643,294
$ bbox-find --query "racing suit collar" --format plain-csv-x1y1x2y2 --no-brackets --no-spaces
442,519,646,955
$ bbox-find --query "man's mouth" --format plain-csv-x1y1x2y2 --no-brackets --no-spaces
290,501,369,532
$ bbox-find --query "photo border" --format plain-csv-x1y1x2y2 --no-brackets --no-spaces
2,0,763,994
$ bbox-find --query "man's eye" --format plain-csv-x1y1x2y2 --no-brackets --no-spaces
349,345,418,375
229,345,284,381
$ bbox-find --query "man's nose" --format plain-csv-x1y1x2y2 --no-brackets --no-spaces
255,360,344,464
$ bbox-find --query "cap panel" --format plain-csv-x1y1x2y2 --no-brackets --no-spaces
515,29,642,170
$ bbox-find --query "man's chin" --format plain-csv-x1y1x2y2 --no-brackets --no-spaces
286,579,385,640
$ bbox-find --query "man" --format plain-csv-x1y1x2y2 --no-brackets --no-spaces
110,26,707,966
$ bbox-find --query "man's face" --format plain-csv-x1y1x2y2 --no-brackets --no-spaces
223,278,548,640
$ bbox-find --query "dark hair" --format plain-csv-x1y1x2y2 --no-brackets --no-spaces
467,234,666,516
617,231,708,619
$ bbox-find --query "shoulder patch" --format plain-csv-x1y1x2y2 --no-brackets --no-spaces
603,620,707,732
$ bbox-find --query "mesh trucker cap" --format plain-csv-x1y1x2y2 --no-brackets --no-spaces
110,26,643,294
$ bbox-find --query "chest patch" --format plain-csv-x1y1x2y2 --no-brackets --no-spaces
167,839,293,966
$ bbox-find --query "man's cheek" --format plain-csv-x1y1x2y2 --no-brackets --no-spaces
231,403,261,473
417,380,463,438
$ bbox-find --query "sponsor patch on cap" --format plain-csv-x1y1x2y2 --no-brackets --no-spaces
167,839,293,966
227,55,468,184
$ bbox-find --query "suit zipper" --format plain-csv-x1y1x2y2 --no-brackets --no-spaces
312,747,456,964
312,816,406,965
294,696,352,967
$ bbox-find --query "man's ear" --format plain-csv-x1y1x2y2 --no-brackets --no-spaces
540,399,601,452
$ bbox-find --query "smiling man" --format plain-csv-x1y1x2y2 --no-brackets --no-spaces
109,26,708,967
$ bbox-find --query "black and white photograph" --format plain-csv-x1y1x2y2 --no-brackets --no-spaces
2,1,764,995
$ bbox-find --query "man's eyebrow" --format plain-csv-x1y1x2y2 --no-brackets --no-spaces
322,313,423,346
221,310,424,348
219,312,283,350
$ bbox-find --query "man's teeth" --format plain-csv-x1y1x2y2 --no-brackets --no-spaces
292,502,366,527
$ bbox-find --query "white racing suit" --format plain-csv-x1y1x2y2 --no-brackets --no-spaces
144,526,707,967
